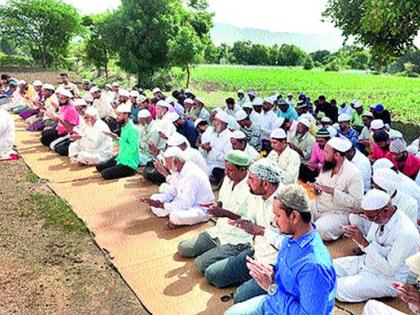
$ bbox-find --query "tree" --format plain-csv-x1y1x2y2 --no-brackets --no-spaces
278,44,307,66
248,44,270,65
232,41,252,64
303,56,314,70
310,50,331,65
0,0,81,68
323,0,420,65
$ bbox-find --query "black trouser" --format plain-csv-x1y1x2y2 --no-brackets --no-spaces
40,128,60,147
54,139,71,156
211,167,225,186
96,156,136,180
298,164,319,183
143,161,166,184
103,117,121,136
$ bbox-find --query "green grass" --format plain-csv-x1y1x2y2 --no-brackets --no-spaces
189,65,420,123
30,192,88,235
25,170,39,183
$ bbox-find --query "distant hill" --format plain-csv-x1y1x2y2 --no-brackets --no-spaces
210,23,344,53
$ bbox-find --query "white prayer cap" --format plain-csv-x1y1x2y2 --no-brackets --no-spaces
58,89,73,98
327,126,338,138
270,128,287,139
166,111,180,123
242,102,253,109
370,119,384,130
321,116,332,123
263,97,273,105
252,97,263,106
297,117,311,128
129,90,140,98
327,137,352,153
111,82,120,87
138,109,151,119
157,119,176,138
389,137,407,154
194,118,204,128
42,83,55,91
211,107,222,113
370,104,376,109
18,80,27,86
237,89,244,94
116,103,131,114
152,87,161,94
228,117,240,130
362,111,374,118
235,109,248,121
156,100,170,108
33,80,43,86
195,97,205,105
372,158,394,172
89,86,100,94
248,89,257,97
184,98,194,105
338,113,350,122
274,117,285,129
372,168,399,195
352,100,362,108
73,98,88,107
406,253,420,279
138,95,147,103
231,130,246,140
185,88,193,94
215,111,230,123
361,189,390,211
118,90,130,98
287,92,293,97
163,146,186,160
84,106,99,118
167,132,189,147
105,84,112,89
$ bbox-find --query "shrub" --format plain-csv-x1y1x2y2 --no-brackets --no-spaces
0,54,34,67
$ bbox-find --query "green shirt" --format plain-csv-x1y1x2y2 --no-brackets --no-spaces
350,111,364,128
116,120,140,170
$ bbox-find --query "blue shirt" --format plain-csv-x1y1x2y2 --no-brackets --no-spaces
264,226,336,315
338,128,360,150
277,106,298,121
177,119,198,148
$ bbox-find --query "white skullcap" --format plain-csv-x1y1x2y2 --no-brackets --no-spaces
327,137,352,153
201,129,212,144
73,98,88,107
372,168,399,195
242,102,254,109
237,89,244,94
167,132,189,147
215,111,230,123
361,189,390,211
138,109,151,119
389,137,407,154
211,107,222,113
370,104,376,109
195,97,205,105
287,92,293,97
105,84,112,89
163,146,186,160
18,80,27,86
156,100,170,108
362,111,374,118
42,83,55,91
194,118,205,128
270,128,287,139
235,109,248,121
152,87,161,94
370,119,384,130
118,90,130,98
157,119,176,138
297,117,311,128
166,111,180,123
116,103,131,113
252,97,263,106
327,126,338,138
33,80,43,86
89,86,100,94
184,98,194,105
274,117,285,128
372,158,394,172
58,89,73,98
138,95,147,103
231,130,246,140
129,90,140,98
248,89,257,97
263,97,273,105
338,113,350,122
406,253,420,280
352,101,362,108
111,82,120,87
321,116,332,123
85,106,99,118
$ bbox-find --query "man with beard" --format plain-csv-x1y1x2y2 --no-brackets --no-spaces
309,137,364,241
166,112,198,148
140,146,214,228
68,106,113,165
288,117,316,161
230,130,260,162
40,89,79,148
90,86,116,122
152,87,166,101
225,97,240,117
190,97,210,123
172,88,185,105
338,114,359,149
386,137,420,182
204,158,284,303
96,103,139,180
200,111,232,185
235,109,261,151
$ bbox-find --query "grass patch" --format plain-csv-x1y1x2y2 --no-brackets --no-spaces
26,170,39,183
29,192,88,236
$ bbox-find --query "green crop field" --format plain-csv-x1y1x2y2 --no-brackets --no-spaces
189,65,420,124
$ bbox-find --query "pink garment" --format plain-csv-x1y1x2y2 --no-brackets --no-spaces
57,103,80,135
148,104,157,120
370,144,389,161
385,152,420,180
309,143,325,170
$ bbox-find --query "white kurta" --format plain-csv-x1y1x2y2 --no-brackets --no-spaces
363,300,419,315
203,128,232,172
259,110,277,140
150,161,214,226
267,146,301,184
249,111,261,127
334,210,419,302
207,176,253,245
184,147,209,176
68,119,113,165
93,95,115,119
310,159,364,241
350,149,372,192
243,144,260,162
0,108,15,158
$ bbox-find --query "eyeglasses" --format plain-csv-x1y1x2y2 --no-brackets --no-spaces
361,209,384,221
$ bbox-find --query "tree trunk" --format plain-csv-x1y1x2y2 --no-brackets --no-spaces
186,63,191,88
105,63,109,81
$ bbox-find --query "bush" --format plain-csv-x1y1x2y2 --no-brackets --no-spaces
0,53,34,67
303,56,314,70
325,59,340,72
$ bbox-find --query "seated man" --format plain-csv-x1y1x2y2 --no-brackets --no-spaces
345,143,372,192
204,159,284,303
178,150,252,272
288,117,316,161
167,112,198,148
310,137,364,241
96,104,139,180
0,106,16,159
137,109,158,166
235,109,261,151
230,130,260,162
140,147,214,227
267,128,300,184
338,113,360,149
68,106,113,165
225,184,336,315
387,137,420,182
334,189,419,302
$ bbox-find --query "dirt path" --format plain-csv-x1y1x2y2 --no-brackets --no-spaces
0,160,149,315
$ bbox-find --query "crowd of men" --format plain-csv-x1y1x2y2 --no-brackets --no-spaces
1,72,420,314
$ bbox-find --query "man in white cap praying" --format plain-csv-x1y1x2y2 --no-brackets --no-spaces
288,117,316,161
200,111,232,185
235,109,261,151
137,109,158,166
191,97,210,122
334,189,419,302
267,128,300,184
310,137,364,241
0,105,16,159
230,130,260,162
140,146,214,227
152,87,165,100
166,112,198,148
90,86,115,120
68,106,113,165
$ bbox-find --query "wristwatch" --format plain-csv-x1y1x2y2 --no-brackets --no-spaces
268,284,278,296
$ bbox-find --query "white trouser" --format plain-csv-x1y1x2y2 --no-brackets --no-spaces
310,201,349,241
362,300,407,315
49,134,70,151
349,214,372,236
334,256,397,302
